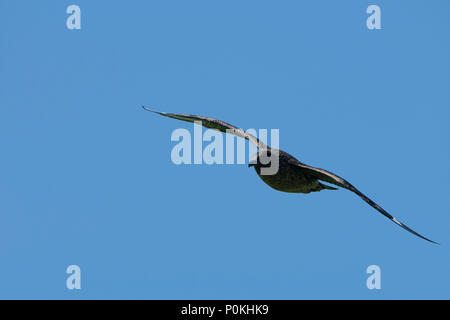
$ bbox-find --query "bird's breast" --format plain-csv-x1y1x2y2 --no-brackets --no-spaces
254,163,317,194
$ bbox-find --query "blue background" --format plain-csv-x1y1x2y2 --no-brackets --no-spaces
1,0,449,299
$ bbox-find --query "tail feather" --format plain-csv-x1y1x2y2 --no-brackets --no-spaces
319,183,338,191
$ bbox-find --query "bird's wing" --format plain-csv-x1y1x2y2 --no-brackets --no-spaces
142,106,267,150
289,159,437,244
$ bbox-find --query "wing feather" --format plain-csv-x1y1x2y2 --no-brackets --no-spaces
290,159,438,244
142,107,267,150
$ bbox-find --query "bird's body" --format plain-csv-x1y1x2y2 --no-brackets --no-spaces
252,149,335,193
142,106,437,244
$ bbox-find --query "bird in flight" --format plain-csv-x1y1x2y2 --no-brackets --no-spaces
142,106,437,244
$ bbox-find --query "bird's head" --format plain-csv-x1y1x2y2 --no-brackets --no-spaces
248,150,279,175
248,151,270,168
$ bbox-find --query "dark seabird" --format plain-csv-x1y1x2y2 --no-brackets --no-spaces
142,106,437,244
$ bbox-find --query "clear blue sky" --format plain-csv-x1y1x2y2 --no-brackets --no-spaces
1,0,449,299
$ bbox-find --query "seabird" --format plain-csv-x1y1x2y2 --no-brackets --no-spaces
142,106,437,244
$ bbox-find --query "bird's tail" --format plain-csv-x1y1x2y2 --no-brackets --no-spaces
311,183,338,192
318,183,338,191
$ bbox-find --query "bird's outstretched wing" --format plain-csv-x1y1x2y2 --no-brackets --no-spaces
290,159,438,244
142,106,267,150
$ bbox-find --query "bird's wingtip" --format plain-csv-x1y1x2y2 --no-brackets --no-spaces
423,237,440,245
391,217,439,245
141,106,154,112
141,106,167,115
